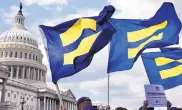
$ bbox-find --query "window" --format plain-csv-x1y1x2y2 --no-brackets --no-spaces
31,98,33,102
30,68,33,80
29,53,31,59
33,54,34,60
5,52,8,57
1,52,3,58
8,93,10,97
10,52,13,57
39,70,41,81
13,67,17,78
25,53,27,59
36,69,38,80
24,67,27,79
20,52,22,58
8,67,11,77
14,94,16,98
36,56,37,61
18,67,22,79
15,52,17,58
24,69,27,79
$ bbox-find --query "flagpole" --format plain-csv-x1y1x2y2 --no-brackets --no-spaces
107,43,110,107
55,83,63,108
108,73,110,106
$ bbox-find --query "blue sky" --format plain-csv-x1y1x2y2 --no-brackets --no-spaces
1,0,182,110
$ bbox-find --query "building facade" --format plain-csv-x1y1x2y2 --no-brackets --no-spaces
0,4,76,110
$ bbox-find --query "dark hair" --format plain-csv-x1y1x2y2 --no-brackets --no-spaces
147,107,154,110
115,107,127,110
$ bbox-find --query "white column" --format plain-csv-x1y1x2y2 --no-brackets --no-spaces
46,98,49,110
16,66,19,79
52,99,54,110
36,98,38,110
49,98,52,110
10,66,13,78
68,102,69,110
22,66,25,79
44,97,46,110
41,71,44,81
28,67,31,79
37,69,40,81
54,100,57,110
38,98,41,110
34,68,36,80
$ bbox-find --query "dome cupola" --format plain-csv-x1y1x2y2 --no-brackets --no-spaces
13,2,25,30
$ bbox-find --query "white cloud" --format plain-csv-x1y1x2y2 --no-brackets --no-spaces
42,8,100,26
47,81,79,91
56,6,62,11
1,5,30,25
21,0,67,6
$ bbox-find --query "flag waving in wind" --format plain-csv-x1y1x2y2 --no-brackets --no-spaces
39,5,116,83
141,48,182,90
107,2,182,73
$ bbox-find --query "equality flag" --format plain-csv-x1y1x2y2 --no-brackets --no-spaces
141,48,182,90
160,47,182,52
39,5,116,83
107,2,182,73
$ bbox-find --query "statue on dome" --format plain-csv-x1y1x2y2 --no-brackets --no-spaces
20,2,23,11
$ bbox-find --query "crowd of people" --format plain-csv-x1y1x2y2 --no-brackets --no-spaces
59,97,182,110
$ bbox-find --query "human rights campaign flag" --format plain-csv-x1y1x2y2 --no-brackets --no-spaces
39,5,116,83
141,49,182,90
107,2,182,73
160,47,182,52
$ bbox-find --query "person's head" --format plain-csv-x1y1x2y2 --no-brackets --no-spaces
77,97,93,110
115,107,127,110
147,107,154,110
139,106,154,110
171,107,179,110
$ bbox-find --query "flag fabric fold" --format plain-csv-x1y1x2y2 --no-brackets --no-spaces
39,5,116,83
141,48,182,90
107,2,182,73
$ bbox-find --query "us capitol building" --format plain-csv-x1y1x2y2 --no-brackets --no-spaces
0,3,76,110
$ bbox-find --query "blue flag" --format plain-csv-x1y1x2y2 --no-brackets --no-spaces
160,47,182,52
141,48,182,90
107,2,182,73
39,6,116,83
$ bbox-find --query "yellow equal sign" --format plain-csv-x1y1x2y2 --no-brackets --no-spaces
127,21,168,59
155,57,182,79
60,18,97,47
59,18,101,65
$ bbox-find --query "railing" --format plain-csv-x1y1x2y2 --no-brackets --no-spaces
7,79,39,91
39,87,57,94
0,101,17,107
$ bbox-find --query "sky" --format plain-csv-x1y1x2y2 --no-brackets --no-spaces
0,0,182,110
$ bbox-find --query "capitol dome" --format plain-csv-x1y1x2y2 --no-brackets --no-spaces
0,5,47,86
